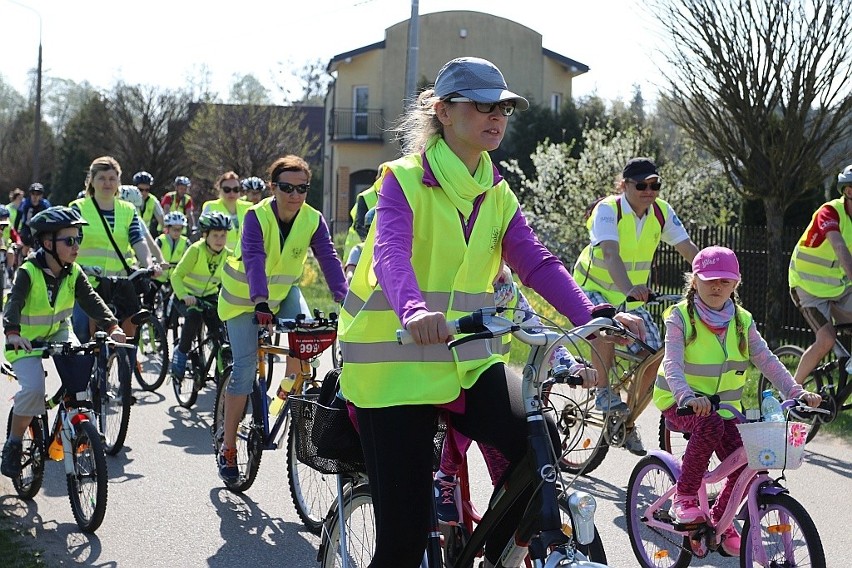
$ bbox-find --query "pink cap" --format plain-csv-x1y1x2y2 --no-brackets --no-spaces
692,246,740,281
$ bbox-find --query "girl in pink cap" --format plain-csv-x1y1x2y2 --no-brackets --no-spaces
653,245,822,557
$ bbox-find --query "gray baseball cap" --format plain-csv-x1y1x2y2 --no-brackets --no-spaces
434,57,529,111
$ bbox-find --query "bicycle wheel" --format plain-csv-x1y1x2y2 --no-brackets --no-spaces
98,350,132,455
625,455,691,568
134,316,169,391
544,386,609,474
321,482,376,568
173,350,201,409
757,345,823,441
287,415,337,534
212,367,263,492
740,492,825,567
6,409,45,500
66,419,109,533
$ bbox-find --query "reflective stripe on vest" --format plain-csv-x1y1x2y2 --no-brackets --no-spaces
71,197,135,278
4,262,79,363
172,240,228,298
217,198,319,321
202,198,249,254
788,198,852,297
573,195,670,309
653,301,752,417
339,153,518,408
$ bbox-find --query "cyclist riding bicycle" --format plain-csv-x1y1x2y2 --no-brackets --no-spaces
162,176,195,232
572,156,699,455
788,163,852,385
202,172,250,255
132,171,164,234
1,206,126,478
240,176,266,205
170,211,233,380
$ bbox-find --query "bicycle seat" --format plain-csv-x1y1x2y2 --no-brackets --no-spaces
130,309,151,325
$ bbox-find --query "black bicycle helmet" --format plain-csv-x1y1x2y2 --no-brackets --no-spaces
240,176,266,191
198,210,233,232
28,205,88,236
133,171,154,186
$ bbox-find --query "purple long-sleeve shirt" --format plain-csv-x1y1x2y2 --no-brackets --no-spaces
374,155,594,328
241,201,348,304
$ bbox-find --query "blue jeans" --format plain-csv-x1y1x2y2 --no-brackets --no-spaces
225,286,310,395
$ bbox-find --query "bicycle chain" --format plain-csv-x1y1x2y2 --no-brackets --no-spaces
643,521,710,559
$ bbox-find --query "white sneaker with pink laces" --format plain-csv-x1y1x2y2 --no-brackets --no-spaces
669,493,706,524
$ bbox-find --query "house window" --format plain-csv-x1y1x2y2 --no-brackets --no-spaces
550,93,563,112
353,86,369,138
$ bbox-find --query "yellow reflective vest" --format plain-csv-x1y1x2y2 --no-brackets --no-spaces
653,301,752,418
154,233,189,283
171,240,230,299
788,198,852,298
70,197,136,280
339,153,518,408
201,198,250,255
140,193,160,231
3,261,80,363
342,184,379,263
217,197,320,321
573,195,669,310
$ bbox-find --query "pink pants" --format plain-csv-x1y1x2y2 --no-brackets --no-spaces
662,406,745,522
439,418,510,485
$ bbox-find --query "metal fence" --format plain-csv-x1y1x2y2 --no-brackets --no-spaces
647,223,811,347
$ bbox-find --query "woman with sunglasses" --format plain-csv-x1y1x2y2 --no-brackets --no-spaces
572,157,699,453
338,56,643,568
215,154,347,483
202,171,250,255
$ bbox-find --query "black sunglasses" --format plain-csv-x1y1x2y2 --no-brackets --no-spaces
56,235,83,247
273,182,310,194
631,180,662,191
221,186,241,194
447,97,516,116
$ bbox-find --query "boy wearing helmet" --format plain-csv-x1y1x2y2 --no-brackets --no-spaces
788,163,852,384
162,176,195,233
1,206,126,478
169,211,232,380
240,177,265,205
154,212,190,287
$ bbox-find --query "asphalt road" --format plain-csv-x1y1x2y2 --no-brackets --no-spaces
1,342,850,567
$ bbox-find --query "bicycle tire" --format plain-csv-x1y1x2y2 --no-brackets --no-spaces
758,345,823,441
544,387,609,474
286,413,337,534
212,366,263,492
173,351,201,409
98,350,132,455
5,409,45,500
320,482,376,568
740,492,825,567
66,419,109,533
134,316,169,391
625,455,691,568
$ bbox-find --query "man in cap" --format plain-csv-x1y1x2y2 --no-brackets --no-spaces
16,183,53,255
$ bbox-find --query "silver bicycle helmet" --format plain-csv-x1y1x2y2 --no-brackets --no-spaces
163,212,188,227
174,175,191,187
133,171,154,186
198,210,232,232
838,164,852,192
119,185,145,211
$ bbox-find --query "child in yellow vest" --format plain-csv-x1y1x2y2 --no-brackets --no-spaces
1,207,125,478
656,246,821,556
169,211,232,379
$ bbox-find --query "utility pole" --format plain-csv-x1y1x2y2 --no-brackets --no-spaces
404,0,420,108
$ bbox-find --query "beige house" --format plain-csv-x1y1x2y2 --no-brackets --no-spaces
322,10,589,231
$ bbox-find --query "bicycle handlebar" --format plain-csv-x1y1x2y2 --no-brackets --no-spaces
676,394,832,419
625,292,682,304
5,331,134,357
253,311,339,332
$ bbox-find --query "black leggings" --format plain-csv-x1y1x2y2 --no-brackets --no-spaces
355,363,560,568
177,296,221,354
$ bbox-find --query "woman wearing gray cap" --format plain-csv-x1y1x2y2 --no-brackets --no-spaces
338,56,643,567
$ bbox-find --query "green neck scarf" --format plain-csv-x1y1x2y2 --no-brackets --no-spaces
424,136,494,219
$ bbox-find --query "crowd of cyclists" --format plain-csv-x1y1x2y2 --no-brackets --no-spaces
0,54,843,567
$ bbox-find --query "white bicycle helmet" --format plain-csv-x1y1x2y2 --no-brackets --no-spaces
133,171,154,186
838,164,852,192
163,211,188,227
241,176,266,192
119,185,145,211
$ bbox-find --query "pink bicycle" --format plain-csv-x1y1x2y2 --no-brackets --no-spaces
625,396,828,567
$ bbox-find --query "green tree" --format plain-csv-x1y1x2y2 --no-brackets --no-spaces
0,106,56,195
651,0,852,340
229,74,272,105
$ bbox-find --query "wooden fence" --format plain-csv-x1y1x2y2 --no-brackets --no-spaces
647,223,811,347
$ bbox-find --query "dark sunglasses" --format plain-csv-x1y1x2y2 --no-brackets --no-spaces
273,182,310,194
221,186,241,194
447,97,516,116
631,180,662,191
56,235,83,247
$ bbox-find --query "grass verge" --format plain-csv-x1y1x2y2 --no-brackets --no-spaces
0,515,46,567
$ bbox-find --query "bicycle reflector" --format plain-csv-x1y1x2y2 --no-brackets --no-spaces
288,329,338,361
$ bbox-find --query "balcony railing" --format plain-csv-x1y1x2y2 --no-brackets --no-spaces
329,108,384,142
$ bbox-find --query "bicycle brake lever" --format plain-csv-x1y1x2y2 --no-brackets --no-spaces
447,331,493,350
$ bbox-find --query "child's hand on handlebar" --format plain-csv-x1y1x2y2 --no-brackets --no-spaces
799,391,822,408
405,311,452,346
7,334,32,352
575,366,599,388
686,396,713,417
613,312,647,342
109,327,127,344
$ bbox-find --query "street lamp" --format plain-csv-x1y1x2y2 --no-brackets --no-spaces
8,0,43,183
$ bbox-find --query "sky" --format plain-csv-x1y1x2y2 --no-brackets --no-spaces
0,0,662,106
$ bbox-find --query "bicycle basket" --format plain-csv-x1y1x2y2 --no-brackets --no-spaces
289,393,365,475
287,328,337,361
736,420,811,470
